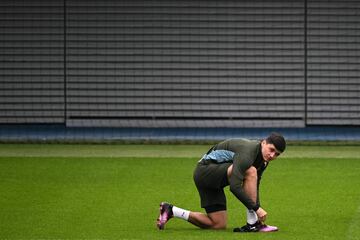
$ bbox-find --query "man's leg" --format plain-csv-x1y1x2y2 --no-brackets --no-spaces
242,166,259,224
188,210,227,229
236,166,278,232
157,203,227,230
243,166,257,203
157,162,229,230
191,163,228,229
232,166,260,232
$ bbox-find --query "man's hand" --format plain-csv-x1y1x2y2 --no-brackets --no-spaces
256,207,267,222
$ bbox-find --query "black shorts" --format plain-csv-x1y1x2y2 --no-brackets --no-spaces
193,161,231,213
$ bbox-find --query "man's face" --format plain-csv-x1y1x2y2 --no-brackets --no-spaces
261,140,281,162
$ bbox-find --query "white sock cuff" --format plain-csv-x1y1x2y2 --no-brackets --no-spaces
246,209,258,225
172,206,190,221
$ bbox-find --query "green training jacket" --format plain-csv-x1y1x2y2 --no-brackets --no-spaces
204,138,267,210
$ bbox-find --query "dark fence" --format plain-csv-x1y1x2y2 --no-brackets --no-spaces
1,0,359,128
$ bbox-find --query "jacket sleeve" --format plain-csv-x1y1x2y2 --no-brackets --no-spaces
256,176,261,206
229,154,260,211
256,163,268,206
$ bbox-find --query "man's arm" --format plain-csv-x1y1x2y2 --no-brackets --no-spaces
256,162,268,206
256,175,261,206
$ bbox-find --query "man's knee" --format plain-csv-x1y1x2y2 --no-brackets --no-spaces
207,211,227,230
211,222,226,229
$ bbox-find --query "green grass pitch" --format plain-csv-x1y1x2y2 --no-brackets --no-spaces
0,144,360,240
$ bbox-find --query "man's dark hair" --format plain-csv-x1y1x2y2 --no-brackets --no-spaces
266,132,286,153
